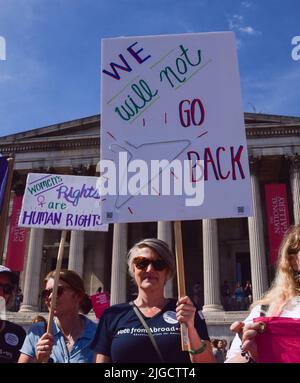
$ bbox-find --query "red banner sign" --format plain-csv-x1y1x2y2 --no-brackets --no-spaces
265,184,290,265
90,292,110,319
5,195,28,271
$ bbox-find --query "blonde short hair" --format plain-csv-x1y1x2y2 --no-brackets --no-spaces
127,238,176,281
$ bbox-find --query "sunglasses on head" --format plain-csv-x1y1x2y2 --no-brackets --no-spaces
133,256,167,271
41,285,71,300
0,283,14,295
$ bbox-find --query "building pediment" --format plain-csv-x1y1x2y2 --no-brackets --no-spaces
0,114,100,143
244,112,300,125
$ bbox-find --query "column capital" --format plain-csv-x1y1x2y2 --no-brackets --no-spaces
72,164,95,176
289,154,300,173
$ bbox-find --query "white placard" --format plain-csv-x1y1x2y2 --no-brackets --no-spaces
100,31,252,223
19,173,108,231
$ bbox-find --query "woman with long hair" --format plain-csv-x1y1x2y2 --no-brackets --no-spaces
18,269,97,363
226,224,300,362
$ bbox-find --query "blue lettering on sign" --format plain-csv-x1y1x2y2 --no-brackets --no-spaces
56,184,100,206
21,211,62,226
102,41,151,80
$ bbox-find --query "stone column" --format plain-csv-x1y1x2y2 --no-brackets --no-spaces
247,158,268,301
290,155,300,225
202,219,223,311
157,221,174,298
110,223,128,305
20,228,45,312
68,230,84,277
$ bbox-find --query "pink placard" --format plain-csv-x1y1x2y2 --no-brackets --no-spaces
90,292,110,319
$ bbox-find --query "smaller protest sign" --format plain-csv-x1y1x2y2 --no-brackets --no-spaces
90,292,110,319
19,173,108,231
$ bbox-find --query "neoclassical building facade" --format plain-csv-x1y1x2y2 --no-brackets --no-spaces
1,112,300,331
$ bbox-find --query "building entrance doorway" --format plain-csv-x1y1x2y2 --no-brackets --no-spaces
235,252,251,286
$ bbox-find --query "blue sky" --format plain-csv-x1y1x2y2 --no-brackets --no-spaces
0,0,299,136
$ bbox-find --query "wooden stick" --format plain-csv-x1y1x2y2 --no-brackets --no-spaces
46,230,67,335
174,220,189,351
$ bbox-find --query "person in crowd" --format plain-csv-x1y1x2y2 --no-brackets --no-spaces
15,288,23,312
221,280,231,311
221,339,227,362
18,269,97,363
31,315,47,330
234,282,245,310
243,280,253,309
0,265,26,363
226,225,300,363
212,339,226,363
92,238,215,363
192,282,203,307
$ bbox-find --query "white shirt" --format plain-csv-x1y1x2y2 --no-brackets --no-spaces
226,297,300,361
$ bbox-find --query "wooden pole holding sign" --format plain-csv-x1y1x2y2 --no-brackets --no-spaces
174,220,189,351
46,230,67,335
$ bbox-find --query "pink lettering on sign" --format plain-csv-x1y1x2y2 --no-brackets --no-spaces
186,145,245,182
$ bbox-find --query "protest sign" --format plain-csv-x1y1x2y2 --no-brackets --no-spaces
19,173,108,231
90,292,110,319
18,173,108,348
99,31,252,224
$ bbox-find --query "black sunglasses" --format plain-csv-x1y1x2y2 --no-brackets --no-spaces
0,283,14,295
41,286,71,300
133,256,167,271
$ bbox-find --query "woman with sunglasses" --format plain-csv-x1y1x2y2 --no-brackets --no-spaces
18,269,97,363
92,238,215,363
226,225,300,363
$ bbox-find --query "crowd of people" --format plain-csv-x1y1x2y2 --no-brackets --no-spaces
221,280,252,311
0,223,300,363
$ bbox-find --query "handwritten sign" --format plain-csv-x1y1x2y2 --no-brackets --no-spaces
19,173,108,231
99,32,252,223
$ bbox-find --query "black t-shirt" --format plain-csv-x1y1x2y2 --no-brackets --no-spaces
0,320,26,363
92,299,210,363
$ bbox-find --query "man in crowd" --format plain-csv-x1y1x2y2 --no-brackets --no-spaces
0,265,26,363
